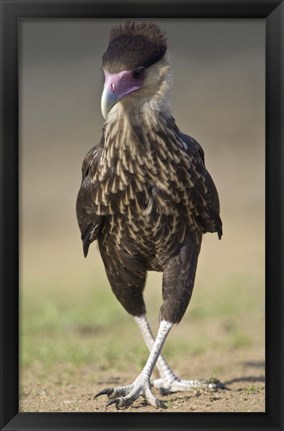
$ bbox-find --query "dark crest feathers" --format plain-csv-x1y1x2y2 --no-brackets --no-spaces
102,21,168,73
109,21,167,46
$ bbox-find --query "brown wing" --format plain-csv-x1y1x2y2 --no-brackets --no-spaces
76,143,104,257
179,132,223,239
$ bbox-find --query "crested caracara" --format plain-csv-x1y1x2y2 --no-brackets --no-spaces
76,21,223,409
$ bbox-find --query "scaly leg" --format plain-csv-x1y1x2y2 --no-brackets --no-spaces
95,320,173,408
134,315,221,394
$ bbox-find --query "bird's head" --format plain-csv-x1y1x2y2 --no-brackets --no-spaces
101,21,172,119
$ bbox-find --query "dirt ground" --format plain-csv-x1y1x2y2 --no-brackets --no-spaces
20,346,265,413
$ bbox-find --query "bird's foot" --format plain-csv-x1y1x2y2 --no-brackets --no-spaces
95,375,167,409
153,376,225,395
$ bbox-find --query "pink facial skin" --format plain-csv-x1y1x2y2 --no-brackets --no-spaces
104,70,143,99
101,70,143,118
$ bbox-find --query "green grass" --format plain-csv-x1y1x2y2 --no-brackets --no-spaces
21,286,138,369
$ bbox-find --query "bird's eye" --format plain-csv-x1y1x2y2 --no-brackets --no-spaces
132,66,146,80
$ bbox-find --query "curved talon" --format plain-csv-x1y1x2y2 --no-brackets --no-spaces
94,388,114,399
106,398,121,409
156,398,168,409
159,387,171,396
204,378,227,391
95,377,167,409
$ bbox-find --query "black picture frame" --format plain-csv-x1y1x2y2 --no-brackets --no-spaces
0,0,283,430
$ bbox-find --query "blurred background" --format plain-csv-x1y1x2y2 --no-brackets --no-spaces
19,19,265,412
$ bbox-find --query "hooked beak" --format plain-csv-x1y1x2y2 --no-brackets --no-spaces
101,88,119,119
101,70,143,118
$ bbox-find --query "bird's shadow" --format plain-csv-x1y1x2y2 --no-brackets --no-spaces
224,375,265,386
243,360,265,369
224,360,265,386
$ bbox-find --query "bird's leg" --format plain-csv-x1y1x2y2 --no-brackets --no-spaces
134,315,221,394
134,315,177,383
96,320,173,408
